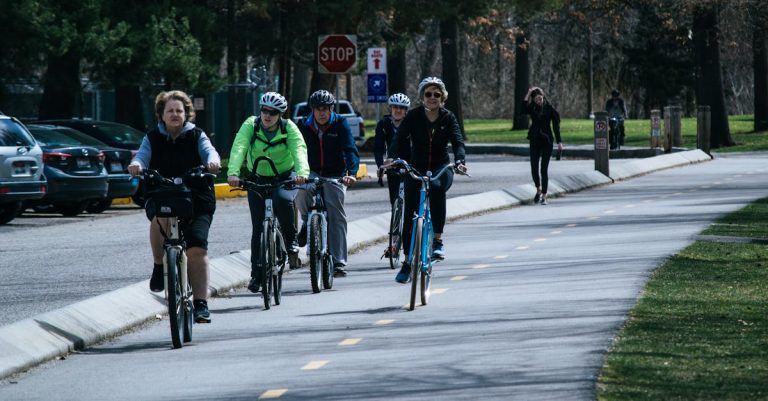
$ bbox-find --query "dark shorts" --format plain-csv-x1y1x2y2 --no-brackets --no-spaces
180,212,213,250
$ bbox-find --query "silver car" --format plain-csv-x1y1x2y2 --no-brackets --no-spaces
0,114,46,224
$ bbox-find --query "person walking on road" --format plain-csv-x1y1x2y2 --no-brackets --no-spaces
386,77,467,284
522,86,563,205
227,92,309,293
295,90,360,278
128,90,221,323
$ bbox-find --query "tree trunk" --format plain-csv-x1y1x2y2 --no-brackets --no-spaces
512,31,530,130
754,27,768,131
38,49,81,119
114,83,146,131
587,25,594,118
692,5,733,148
388,42,407,94
440,17,464,138
290,61,311,105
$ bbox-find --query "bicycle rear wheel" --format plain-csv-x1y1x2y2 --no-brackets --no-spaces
421,221,434,306
389,197,404,269
165,246,184,348
322,252,333,290
308,214,323,293
260,221,273,310
409,218,423,311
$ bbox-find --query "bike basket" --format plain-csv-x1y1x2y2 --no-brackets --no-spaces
144,185,194,220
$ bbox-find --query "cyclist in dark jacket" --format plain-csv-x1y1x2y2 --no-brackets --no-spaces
128,90,221,323
374,93,411,204
296,90,359,277
387,77,467,284
522,86,563,205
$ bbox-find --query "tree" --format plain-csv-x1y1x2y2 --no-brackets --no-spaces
751,1,768,131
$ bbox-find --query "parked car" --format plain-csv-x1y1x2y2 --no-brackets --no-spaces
26,124,137,213
0,114,47,224
34,119,145,150
24,127,109,216
291,100,366,148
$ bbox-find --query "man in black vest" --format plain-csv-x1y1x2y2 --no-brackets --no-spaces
129,90,221,323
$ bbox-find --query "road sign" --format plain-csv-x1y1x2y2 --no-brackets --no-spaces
367,48,387,74
318,35,357,74
367,74,388,103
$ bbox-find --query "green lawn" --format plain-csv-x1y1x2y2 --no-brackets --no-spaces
597,198,768,400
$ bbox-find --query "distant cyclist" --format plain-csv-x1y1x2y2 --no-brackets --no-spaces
227,92,309,293
128,90,221,323
605,89,628,149
386,77,467,284
374,93,411,204
295,90,360,278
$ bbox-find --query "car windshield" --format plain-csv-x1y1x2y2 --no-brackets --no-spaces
337,103,352,114
28,128,89,147
91,123,145,147
29,126,109,147
0,119,36,147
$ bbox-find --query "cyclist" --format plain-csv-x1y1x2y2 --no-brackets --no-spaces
386,77,467,284
522,86,562,205
375,93,410,258
295,89,359,278
227,92,309,293
128,90,221,323
605,89,627,149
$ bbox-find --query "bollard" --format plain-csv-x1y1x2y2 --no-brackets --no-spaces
650,109,661,149
697,105,711,155
594,111,609,176
671,105,683,147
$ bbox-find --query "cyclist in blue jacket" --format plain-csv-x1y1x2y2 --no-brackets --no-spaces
295,90,360,277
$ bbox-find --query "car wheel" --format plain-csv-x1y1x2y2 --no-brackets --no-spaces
0,201,22,225
86,198,112,214
55,201,89,217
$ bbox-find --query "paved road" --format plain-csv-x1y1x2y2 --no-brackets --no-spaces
0,155,632,325
1,153,765,400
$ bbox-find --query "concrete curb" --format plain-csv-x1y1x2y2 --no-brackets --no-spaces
0,149,711,380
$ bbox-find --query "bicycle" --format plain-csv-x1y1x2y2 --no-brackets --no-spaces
302,177,341,293
384,168,406,270
235,156,293,310
142,165,214,349
388,160,466,311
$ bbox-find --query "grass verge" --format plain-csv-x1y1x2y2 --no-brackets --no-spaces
596,198,768,400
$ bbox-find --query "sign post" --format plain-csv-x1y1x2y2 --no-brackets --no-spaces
594,111,610,176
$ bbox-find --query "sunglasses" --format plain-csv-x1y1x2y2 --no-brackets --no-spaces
260,108,280,116
424,91,442,99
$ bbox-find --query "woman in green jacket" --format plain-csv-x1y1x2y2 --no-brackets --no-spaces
227,92,309,293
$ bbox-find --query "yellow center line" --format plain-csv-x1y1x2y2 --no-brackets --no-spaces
259,389,288,399
302,361,329,370
339,338,362,346
375,319,394,325
451,276,467,281
550,230,562,235
494,255,509,259
515,246,529,250
534,238,547,242
473,264,490,269
432,288,449,294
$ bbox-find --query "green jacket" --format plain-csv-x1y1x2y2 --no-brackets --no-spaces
227,116,310,177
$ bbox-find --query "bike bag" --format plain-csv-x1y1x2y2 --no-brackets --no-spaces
144,183,194,221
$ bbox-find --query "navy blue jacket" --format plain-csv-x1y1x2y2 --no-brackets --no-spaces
298,113,359,177
373,115,399,168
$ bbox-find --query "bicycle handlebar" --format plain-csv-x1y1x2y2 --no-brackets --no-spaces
386,159,469,182
140,165,216,185
233,177,295,193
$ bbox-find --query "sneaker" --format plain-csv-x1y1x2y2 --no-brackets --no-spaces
193,299,211,323
432,239,445,260
540,194,548,205
288,249,302,270
533,192,541,204
150,263,164,292
395,262,411,284
247,276,261,293
333,263,347,277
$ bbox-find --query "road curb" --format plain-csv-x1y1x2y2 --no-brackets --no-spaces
0,149,711,380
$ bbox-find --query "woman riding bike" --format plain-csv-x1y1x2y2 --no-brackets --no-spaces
386,77,467,283
227,92,309,293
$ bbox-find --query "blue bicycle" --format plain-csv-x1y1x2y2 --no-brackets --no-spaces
388,159,465,311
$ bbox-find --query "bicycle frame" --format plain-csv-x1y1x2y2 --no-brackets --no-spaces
160,217,189,303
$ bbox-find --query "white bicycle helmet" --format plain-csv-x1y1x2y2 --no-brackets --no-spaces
388,93,411,108
309,90,336,108
260,92,288,113
417,77,446,96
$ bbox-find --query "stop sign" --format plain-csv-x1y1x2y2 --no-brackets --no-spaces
317,35,357,74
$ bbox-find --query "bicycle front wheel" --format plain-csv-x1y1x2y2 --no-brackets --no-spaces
308,214,323,293
389,197,404,269
260,221,273,310
421,221,434,306
409,218,424,311
165,246,184,348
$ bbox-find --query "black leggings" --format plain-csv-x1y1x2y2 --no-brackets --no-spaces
530,136,553,193
402,168,453,256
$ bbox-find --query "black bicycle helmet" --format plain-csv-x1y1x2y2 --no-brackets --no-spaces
309,90,336,108
611,89,620,97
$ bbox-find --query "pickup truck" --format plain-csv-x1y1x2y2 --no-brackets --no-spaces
291,100,366,148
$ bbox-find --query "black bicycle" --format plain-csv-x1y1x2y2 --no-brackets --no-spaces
142,166,214,348
385,168,406,269
235,156,293,310
302,177,341,293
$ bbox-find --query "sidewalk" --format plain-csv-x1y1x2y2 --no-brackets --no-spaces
0,150,712,379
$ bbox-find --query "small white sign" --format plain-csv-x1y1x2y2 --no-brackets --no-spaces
367,48,387,74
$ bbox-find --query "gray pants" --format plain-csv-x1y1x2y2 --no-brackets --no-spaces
295,172,348,266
